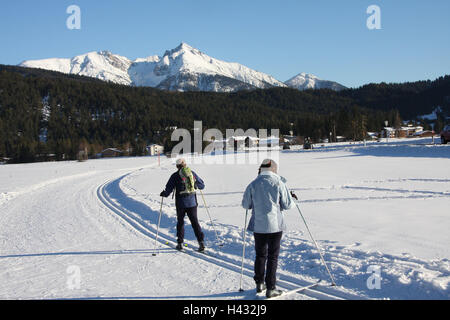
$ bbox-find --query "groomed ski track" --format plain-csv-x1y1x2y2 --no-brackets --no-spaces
96,166,358,300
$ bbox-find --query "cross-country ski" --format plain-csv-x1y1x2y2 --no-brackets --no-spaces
265,281,322,300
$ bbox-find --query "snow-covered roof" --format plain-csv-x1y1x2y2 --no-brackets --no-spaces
413,130,434,136
399,126,423,131
229,136,261,141
102,148,122,153
212,136,262,142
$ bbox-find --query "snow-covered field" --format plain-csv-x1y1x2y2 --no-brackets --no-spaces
0,138,449,300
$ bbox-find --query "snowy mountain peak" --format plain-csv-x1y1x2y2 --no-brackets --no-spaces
19,44,345,92
129,43,287,91
300,72,318,79
20,50,133,85
285,72,347,91
98,50,112,56
176,42,194,51
162,42,197,60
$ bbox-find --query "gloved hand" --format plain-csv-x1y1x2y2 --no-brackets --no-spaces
290,191,298,200
160,191,166,197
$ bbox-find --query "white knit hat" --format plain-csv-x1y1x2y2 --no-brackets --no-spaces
259,158,278,173
176,158,186,167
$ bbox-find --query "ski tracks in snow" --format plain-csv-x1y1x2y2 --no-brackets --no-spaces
116,166,450,300
100,167,355,300
1,154,448,299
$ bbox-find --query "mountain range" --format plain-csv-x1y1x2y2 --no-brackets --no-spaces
19,43,347,92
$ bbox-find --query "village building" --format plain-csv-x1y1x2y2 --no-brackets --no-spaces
101,148,123,158
146,144,164,156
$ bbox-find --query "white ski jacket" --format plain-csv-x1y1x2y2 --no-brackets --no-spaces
242,171,295,233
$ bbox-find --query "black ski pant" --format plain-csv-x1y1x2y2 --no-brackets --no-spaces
253,232,283,290
176,206,204,244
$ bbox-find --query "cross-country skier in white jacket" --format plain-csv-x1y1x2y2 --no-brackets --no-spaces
242,158,296,298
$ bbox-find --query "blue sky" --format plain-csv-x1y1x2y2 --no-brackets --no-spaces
0,0,449,88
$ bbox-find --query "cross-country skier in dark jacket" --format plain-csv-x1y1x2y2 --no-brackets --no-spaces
160,158,206,252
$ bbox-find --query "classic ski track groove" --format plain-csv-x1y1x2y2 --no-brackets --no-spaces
265,281,322,300
96,170,353,300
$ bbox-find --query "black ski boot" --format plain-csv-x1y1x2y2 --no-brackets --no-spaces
266,288,283,298
256,282,266,293
176,243,184,251
198,241,205,253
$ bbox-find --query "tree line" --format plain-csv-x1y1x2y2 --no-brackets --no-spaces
0,65,448,163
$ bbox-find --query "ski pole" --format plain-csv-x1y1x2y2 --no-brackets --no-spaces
238,209,249,292
152,197,164,256
294,201,337,286
199,189,223,247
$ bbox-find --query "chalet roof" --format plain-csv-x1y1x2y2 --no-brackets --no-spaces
102,148,123,153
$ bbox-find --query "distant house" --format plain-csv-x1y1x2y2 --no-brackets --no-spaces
383,127,397,138
77,147,88,162
146,144,164,156
257,136,279,148
397,126,424,138
245,136,260,148
413,130,435,138
289,136,305,145
101,148,123,158
227,136,260,150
